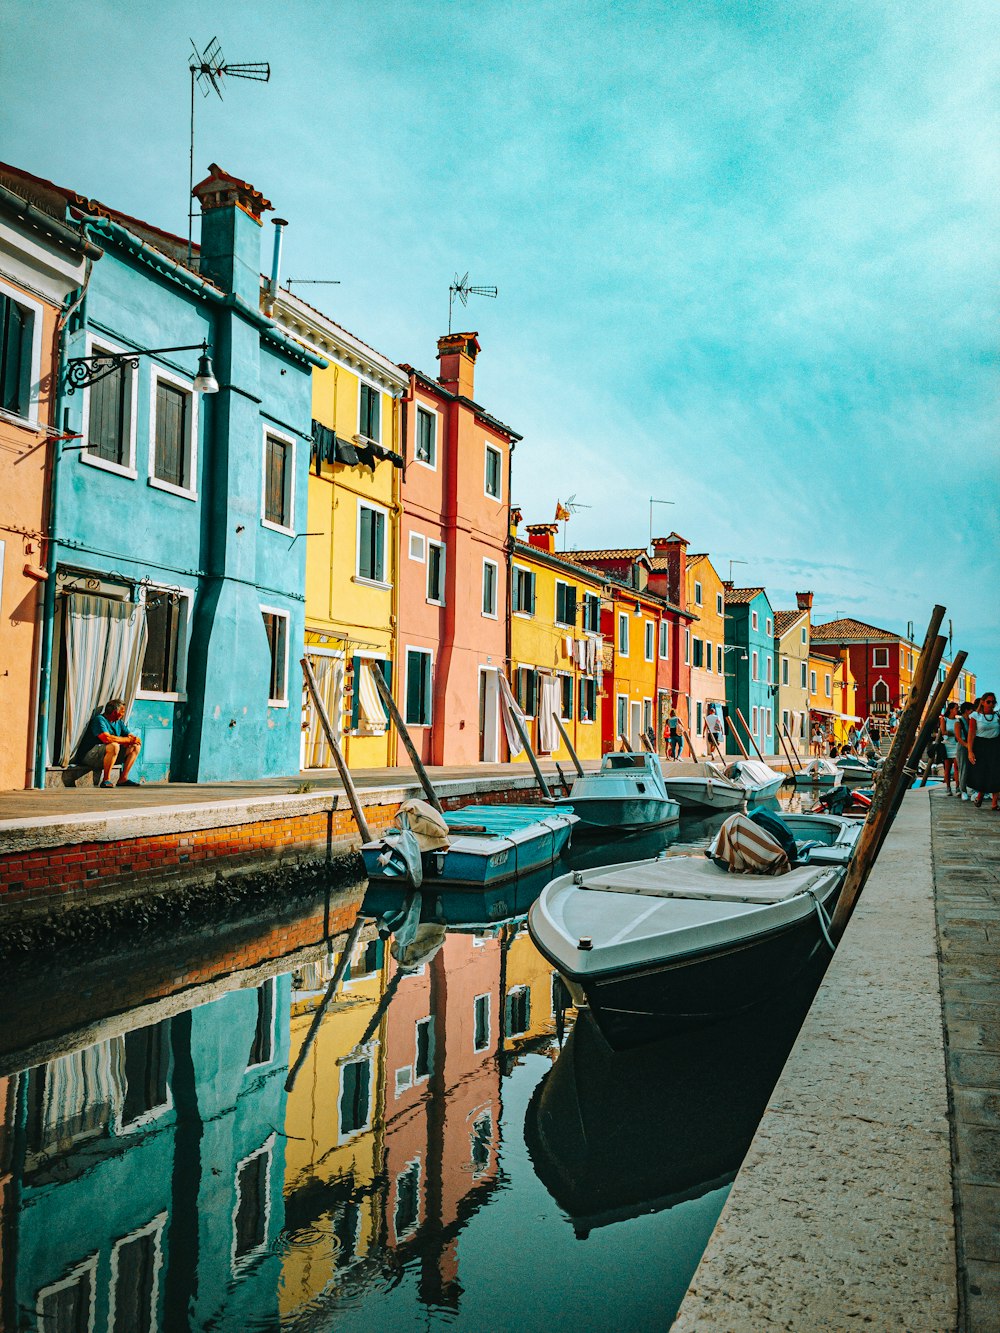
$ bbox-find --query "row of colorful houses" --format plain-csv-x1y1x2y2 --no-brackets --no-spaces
0,159,976,788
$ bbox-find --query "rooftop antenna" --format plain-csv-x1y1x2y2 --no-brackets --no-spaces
648,497,675,552
448,273,497,334
188,37,271,265
556,494,591,550
284,280,342,289
728,558,748,583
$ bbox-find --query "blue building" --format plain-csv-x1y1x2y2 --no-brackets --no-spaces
3,162,322,783
723,585,777,756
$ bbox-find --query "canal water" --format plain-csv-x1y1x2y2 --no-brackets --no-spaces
0,795,824,1332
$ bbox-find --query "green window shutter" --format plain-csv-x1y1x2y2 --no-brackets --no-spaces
351,654,361,729
374,510,385,583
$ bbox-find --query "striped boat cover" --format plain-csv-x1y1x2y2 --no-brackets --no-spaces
711,813,790,876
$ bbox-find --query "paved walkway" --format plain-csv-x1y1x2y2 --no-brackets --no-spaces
932,790,1000,1331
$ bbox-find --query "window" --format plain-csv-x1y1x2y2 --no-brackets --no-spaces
233,1141,273,1266
717,592,724,615
426,540,445,604
643,697,653,733
765,617,772,637
751,706,759,735
139,587,188,697
36,1259,96,1333
263,430,294,531
782,708,789,734
473,994,491,1052
415,405,436,465
514,666,538,716
408,531,426,562
659,621,669,659
151,369,197,496
261,609,289,705
122,1020,171,1127
751,650,759,681
415,1017,434,1080
751,610,759,631
696,699,703,735
582,592,601,632
717,644,724,674
512,565,535,615
505,986,531,1037
801,661,808,688
405,648,433,726
484,443,502,498
395,1159,421,1238
482,559,498,617
616,694,628,740
694,580,703,605
578,676,596,722
559,673,573,720
359,382,380,441
644,620,655,661
555,581,577,627
84,339,135,472
684,628,690,664
350,656,391,733
111,1218,164,1333
873,647,889,667
825,673,832,697
810,670,817,694
357,502,387,584
766,655,773,684
781,656,789,686
340,1057,372,1135
765,707,772,737
471,1110,492,1176
247,979,275,1068
692,638,704,668
618,612,629,656
0,287,37,420
801,626,807,645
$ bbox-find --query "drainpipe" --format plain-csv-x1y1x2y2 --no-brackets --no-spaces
263,217,287,316
33,257,94,787
503,439,515,760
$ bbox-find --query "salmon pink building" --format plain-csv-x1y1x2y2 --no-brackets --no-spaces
397,334,520,765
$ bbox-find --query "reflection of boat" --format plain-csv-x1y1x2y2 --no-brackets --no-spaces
566,821,681,871
660,761,745,812
363,857,561,930
793,757,843,788
723,759,785,802
361,804,578,888
524,966,823,1238
551,752,680,832
529,824,847,1048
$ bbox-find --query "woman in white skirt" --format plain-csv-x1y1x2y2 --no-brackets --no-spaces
968,693,1000,811
939,702,961,794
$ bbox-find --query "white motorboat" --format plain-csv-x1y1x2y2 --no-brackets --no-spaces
551,752,680,832
793,757,843,788
723,758,785,802
660,761,745,812
835,754,882,784
528,812,854,1048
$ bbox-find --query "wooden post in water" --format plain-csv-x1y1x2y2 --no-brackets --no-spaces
829,607,946,940
775,719,799,774
301,657,372,844
917,653,967,788
782,721,805,772
675,718,700,762
496,669,554,799
285,909,367,1092
726,714,749,759
370,662,445,816
553,713,585,777
735,707,767,763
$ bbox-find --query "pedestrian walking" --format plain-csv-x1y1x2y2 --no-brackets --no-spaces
956,701,975,800
968,693,1000,810
939,702,961,794
665,709,683,760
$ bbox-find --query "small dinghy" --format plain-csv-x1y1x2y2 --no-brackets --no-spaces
660,760,745,812
793,756,843,788
362,799,578,889
528,810,847,1048
835,754,882,784
723,758,785,802
551,751,680,832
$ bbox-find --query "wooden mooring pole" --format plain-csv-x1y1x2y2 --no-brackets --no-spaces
829,606,946,941
775,719,800,774
497,669,554,799
782,721,805,773
726,714,750,759
285,909,367,1092
917,653,967,789
370,662,445,816
553,713,585,777
301,657,372,844
735,707,767,764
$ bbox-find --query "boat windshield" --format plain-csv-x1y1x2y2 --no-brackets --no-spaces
604,755,650,771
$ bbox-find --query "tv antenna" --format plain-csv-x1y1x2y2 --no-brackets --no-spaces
648,496,675,550
284,280,341,290
448,273,497,333
728,559,748,583
556,494,590,550
188,37,271,264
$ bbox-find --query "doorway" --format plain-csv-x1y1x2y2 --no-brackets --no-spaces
479,668,499,762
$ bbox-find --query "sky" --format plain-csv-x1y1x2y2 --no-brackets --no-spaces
3,0,998,675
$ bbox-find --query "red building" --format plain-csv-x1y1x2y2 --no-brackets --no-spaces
811,618,918,719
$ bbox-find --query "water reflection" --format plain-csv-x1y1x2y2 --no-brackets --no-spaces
0,805,819,1331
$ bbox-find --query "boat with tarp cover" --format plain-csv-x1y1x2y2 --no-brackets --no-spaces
660,760,745,812
723,758,785,802
551,751,680,832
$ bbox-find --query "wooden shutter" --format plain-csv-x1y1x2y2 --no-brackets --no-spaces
89,361,127,464
0,294,32,416
265,436,287,525
359,506,373,578
155,381,188,488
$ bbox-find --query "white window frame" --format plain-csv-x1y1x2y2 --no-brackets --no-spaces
616,693,628,739
357,377,382,443
108,1212,167,1333
355,498,391,588
765,617,773,637
484,442,503,499
36,1254,98,1333
644,619,655,662
408,531,426,562
557,670,573,721
135,581,194,702
810,670,817,694
413,403,438,469
426,539,446,606
873,647,889,667
659,621,669,660
231,1135,276,1273
825,673,832,698
337,1051,376,1144
404,646,434,728
694,580,703,605
473,992,491,1052
414,1016,434,1083
246,977,277,1070
482,558,498,618
751,705,759,735
717,644,723,674
781,656,789,686
260,424,296,535
618,612,629,657
705,638,713,672
765,707,772,738
717,592,724,615
393,1156,423,1241
751,610,759,632
642,696,653,733
0,277,43,429
752,650,759,682
80,331,139,478
148,362,199,501
578,675,597,725
766,655,773,684
260,604,290,707
554,579,575,628
801,661,808,688
512,563,534,617
684,628,691,665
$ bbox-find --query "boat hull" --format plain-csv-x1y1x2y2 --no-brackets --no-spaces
552,795,680,832
362,813,575,888
661,779,744,811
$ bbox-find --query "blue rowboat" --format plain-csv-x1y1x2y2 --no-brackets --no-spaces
361,804,579,889
551,752,680,832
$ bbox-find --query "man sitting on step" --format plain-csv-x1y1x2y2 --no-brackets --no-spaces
73,698,142,788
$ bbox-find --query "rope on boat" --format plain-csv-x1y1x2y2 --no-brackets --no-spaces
807,886,837,953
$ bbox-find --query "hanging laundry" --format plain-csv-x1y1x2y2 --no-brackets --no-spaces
497,670,527,757
357,663,387,735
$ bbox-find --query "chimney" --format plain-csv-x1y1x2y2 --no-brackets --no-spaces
194,163,272,305
723,580,734,593
795,590,814,611
526,522,558,555
437,332,480,399
651,532,688,607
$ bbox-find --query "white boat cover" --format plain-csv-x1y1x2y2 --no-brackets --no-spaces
580,856,833,905
664,761,728,779
728,759,781,790
804,758,841,778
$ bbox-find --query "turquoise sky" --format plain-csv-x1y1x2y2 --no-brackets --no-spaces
3,0,997,674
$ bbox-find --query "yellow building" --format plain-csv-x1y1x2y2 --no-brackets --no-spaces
502,921,565,1054
509,525,606,765
809,650,858,748
273,290,408,768
682,552,727,750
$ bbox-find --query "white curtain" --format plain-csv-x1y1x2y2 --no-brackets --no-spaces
30,1038,124,1158
538,675,560,753
302,654,344,768
497,669,527,758
357,662,387,736
60,594,148,765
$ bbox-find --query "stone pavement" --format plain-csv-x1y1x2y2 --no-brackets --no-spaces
932,789,1000,1332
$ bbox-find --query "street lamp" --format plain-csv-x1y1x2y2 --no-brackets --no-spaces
65,342,219,394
